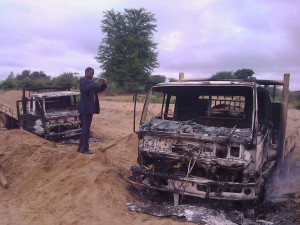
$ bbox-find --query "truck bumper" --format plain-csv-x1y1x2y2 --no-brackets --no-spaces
130,165,257,201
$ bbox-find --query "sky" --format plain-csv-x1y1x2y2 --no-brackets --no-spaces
0,0,300,90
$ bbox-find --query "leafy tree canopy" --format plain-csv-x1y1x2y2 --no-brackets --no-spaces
234,69,255,79
210,69,255,80
96,8,159,87
0,70,51,89
16,70,50,81
51,72,79,89
149,75,166,84
168,78,178,82
210,71,234,80
0,71,78,90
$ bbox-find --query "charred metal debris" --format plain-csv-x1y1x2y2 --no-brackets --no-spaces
130,75,295,205
16,86,81,140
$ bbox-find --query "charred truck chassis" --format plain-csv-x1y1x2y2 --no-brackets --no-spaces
15,86,81,140
130,74,293,205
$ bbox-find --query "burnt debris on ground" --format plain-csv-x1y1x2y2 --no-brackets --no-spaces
56,135,104,145
127,185,300,225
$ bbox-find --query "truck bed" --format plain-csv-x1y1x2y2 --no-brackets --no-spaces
0,90,25,119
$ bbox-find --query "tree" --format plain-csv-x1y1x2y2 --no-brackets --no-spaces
30,71,50,80
7,71,15,79
149,75,166,84
96,8,159,87
143,75,166,91
51,72,79,89
210,71,234,80
1,76,17,90
16,70,31,80
168,78,178,82
210,69,255,80
234,69,255,79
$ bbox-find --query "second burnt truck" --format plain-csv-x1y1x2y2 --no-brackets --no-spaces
130,73,297,205
0,85,81,140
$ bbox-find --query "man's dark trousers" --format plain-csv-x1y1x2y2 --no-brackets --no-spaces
78,113,93,152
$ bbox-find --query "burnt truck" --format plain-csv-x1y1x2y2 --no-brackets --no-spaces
0,86,81,140
130,73,297,204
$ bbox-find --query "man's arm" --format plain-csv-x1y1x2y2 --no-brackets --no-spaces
79,78,99,92
94,78,107,93
96,83,107,93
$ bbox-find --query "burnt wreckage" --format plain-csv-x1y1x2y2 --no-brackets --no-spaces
130,74,295,204
0,85,81,140
17,86,82,140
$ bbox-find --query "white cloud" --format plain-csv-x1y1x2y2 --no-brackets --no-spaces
160,32,184,52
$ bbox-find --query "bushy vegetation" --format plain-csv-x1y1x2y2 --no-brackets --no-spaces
294,102,300,110
289,91,300,109
210,69,255,80
0,70,166,94
0,68,298,109
0,70,80,90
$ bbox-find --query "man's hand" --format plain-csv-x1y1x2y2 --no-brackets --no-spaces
99,78,106,84
96,78,106,84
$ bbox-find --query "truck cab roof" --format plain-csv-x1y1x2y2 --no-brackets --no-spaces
153,78,286,88
31,91,79,99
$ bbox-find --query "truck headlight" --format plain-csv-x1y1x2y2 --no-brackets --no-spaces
57,118,65,124
143,136,172,152
143,136,157,149
229,144,241,157
202,142,215,153
156,138,172,152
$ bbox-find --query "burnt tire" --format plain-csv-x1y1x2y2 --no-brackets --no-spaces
0,113,11,129
9,118,18,129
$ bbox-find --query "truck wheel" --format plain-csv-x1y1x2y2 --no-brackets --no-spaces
10,118,18,129
0,113,10,129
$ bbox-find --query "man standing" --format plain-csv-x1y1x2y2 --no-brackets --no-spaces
77,67,107,154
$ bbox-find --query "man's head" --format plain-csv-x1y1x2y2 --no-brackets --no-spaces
85,67,94,80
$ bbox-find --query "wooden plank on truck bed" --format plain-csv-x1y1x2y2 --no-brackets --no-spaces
0,90,24,119
0,103,18,119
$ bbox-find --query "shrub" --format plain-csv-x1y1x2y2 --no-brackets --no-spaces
295,101,300,110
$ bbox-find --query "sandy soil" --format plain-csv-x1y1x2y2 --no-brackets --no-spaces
0,90,299,225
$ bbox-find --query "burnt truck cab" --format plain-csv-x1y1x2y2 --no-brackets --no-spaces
131,75,290,204
17,86,81,140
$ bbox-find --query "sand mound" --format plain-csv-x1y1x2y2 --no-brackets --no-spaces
0,100,186,225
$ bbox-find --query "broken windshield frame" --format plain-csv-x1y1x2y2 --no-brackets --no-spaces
141,85,255,131
44,95,79,114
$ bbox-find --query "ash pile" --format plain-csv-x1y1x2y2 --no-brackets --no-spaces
127,187,300,225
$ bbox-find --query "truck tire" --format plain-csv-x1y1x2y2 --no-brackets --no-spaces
0,113,11,129
10,118,18,129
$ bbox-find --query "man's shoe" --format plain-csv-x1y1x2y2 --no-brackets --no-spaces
79,150,93,154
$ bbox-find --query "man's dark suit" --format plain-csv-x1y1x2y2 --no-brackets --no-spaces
78,77,107,152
